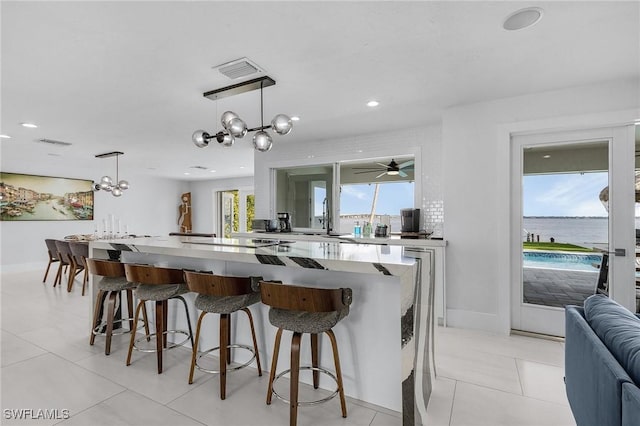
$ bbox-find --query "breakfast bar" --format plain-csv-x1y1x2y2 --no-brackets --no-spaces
90,235,435,426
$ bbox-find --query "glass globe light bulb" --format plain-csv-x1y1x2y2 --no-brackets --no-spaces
112,187,123,197
192,130,210,148
228,117,247,138
222,134,235,147
220,111,239,130
253,130,273,152
101,176,113,185
99,182,111,190
118,180,129,190
271,114,293,135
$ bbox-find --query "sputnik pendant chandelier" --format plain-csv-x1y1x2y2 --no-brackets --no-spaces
192,76,293,152
94,151,130,197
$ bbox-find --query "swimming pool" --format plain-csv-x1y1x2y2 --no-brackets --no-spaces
523,251,602,272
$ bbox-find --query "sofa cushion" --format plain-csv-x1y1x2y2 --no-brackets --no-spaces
584,295,640,385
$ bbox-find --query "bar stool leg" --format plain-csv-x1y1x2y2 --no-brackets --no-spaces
126,300,144,366
227,315,232,365
173,295,195,347
141,301,150,341
105,291,117,355
311,333,319,388
125,289,134,331
267,328,283,405
242,307,262,376
188,311,206,384
326,329,347,418
290,332,302,426
90,290,107,346
219,313,229,400
155,300,165,374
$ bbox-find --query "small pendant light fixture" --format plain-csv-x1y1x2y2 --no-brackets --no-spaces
192,76,293,153
94,151,130,197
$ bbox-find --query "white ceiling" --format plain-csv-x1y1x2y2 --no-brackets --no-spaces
1,1,638,182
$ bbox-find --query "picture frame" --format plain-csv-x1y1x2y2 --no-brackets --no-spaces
0,172,94,221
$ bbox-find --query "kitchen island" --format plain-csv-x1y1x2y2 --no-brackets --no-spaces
90,235,435,426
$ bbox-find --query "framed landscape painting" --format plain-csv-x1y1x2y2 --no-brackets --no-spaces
0,173,94,221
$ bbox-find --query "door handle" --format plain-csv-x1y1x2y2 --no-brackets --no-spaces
611,248,626,257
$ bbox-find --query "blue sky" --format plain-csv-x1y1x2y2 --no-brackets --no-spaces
339,182,415,215
336,173,613,217
523,172,609,216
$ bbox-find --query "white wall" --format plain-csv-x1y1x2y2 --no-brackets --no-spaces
254,125,443,232
188,176,254,233
442,78,640,333
1,174,188,272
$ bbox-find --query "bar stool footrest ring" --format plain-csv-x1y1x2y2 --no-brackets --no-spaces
195,344,256,374
271,366,340,406
133,329,190,353
92,317,146,337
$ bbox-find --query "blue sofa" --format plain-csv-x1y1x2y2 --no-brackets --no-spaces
565,295,640,426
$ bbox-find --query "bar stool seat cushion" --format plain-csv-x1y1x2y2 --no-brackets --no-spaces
195,291,260,315
269,306,350,334
97,276,136,292
136,283,189,301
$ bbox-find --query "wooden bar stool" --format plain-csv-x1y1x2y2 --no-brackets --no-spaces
260,281,352,426
184,271,262,400
87,259,149,355
124,264,194,374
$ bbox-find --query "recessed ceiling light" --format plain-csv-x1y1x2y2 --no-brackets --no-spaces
239,166,245,169
367,100,379,107
0,134,11,139
543,154,551,159
184,172,191,175
503,7,543,31
21,122,38,128
47,153,61,157
291,116,300,121
210,170,217,173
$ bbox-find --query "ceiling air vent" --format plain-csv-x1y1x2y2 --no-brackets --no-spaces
37,138,72,147
214,57,263,80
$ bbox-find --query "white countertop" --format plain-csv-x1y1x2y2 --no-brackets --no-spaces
91,235,417,268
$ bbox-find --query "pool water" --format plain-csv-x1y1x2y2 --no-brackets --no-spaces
523,251,602,272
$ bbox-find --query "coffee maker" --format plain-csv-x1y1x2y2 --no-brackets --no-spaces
277,212,292,233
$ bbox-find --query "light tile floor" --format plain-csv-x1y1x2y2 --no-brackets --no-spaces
1,270,577,426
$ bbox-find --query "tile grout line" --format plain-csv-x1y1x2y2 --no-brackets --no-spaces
448,379,457,426
514,356,525,396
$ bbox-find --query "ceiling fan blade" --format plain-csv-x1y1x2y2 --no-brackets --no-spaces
376,162,390,168
376,171,387,178
353,167,385,170
398,170,408,177
354,170,381,174
398,160,414,169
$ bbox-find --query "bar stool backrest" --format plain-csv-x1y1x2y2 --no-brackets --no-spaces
184,270,254,296
124,264,185,285
86,258,125,277
260,281,352,313
54,240,73,265
45,239,60,261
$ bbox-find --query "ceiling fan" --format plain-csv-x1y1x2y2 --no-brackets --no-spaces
353,159,414,178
